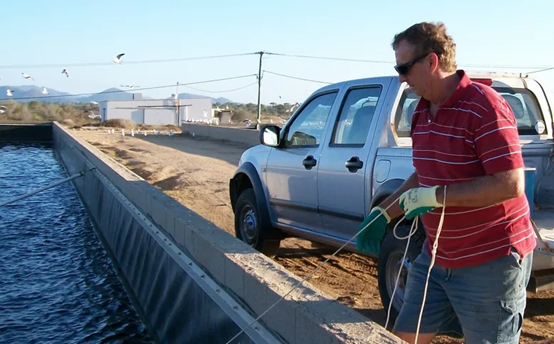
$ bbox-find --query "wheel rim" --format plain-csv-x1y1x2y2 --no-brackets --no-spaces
385,250,412,313
240,206,258,245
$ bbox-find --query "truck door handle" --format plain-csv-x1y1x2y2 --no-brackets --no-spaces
345,156,363,172
302,155,317,169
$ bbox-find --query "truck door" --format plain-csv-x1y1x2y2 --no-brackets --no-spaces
265,91,339,232
316,81,391,242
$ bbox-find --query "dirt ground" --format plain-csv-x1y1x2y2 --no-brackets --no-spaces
72,127,554,344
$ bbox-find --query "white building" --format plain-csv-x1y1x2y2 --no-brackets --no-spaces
99,96,213,125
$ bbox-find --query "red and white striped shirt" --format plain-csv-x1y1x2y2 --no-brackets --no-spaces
411,70,536,268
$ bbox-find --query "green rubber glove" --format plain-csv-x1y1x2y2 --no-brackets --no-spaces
356,207,390,254
399,186,442,219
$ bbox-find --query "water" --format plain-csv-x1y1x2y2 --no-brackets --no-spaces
0,143,153,343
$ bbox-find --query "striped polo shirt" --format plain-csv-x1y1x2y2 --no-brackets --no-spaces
411,70,536,268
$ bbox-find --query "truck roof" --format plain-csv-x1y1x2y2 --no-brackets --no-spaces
317,70,534,93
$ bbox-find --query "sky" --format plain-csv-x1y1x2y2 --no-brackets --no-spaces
2,0,554,104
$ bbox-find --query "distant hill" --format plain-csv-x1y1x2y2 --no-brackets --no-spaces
77,88,135,103
175,92,234,104
0,85,74,102
0,85,236,104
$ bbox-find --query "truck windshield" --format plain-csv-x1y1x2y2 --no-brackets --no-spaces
394,87,545,137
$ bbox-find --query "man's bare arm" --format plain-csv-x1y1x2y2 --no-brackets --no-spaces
377,172,419,220
435,168,525,207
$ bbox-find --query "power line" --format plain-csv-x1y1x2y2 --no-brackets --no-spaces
1,50,548,71
266,52,390,64
3,74,257,101
263,70,332,85
0,52,258,69
266,51,551,70
182,81,258,94
526,66,554,74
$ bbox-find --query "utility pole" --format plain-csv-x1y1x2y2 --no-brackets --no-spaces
175,81,180,125
256,51,264,130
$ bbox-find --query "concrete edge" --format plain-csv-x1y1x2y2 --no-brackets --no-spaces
181,123,261,148
53,122,403,344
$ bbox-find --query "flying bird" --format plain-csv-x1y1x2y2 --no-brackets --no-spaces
87,111,100,119
90,101,99,105
42,87,49,95
112,53,125,64
22,73,34,81
6,89,13,97
62,69,69,78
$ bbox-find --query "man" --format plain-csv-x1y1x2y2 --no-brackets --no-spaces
356,22,536,343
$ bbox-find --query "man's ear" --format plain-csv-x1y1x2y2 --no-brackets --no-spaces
428,53,440,73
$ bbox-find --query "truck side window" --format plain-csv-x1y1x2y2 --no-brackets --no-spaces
331,87,382,145
394,88,420,138
394,86,544,138
284,92,338,147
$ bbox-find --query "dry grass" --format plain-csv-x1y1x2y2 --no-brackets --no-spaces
103,119,136,130
59,119,76,127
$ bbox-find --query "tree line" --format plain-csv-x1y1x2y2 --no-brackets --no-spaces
0,100,299,124
214,102,298,121
0,101,99,125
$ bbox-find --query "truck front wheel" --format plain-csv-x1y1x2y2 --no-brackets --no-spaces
234,188,281,257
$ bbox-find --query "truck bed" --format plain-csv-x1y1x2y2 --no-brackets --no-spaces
530,208,554,292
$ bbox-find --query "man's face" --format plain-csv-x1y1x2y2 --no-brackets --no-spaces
394,40,431,98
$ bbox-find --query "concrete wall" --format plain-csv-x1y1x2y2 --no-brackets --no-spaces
181,123,261,148
52,122,402,344
0,123,52,142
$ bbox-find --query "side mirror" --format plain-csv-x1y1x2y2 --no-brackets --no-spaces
260,125,281,147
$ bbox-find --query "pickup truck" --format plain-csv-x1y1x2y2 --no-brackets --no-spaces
229,71,554,322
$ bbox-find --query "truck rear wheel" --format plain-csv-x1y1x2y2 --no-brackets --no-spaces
377,224,425,326
235,188,281,257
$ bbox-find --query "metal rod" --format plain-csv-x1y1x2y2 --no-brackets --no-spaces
0,169,93,208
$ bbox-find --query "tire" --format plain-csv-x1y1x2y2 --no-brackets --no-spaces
234,188,281,257
377,223,425,327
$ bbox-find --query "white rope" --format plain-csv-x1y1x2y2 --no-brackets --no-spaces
384,186,447,343
226,186,447,344
384,215,418,330
414,185,447,344
225,199,401,344
0,168,94,208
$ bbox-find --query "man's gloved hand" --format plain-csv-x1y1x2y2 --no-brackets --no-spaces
399,186,443,219
356,207,391,254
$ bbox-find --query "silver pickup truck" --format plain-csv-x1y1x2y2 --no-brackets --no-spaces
229,71,554,321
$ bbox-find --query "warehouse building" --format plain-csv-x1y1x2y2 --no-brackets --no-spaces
99,95,213,125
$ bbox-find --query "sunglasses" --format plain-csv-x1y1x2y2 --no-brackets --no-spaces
394,53,430,76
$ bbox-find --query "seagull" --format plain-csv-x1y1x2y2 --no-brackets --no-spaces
87,111,100,119
6,89,13,97
90,101,99,105
22,73,34,81
42,87,49,95
62,69,69,78
112,53,125,64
